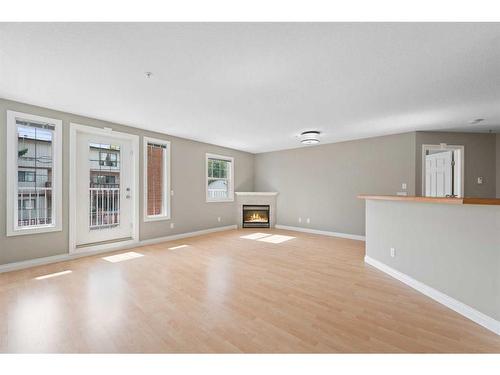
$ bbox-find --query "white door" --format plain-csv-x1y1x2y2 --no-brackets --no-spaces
425,150,453,197
75,132,134,246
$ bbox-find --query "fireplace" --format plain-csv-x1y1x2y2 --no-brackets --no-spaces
242,205,270,228
235,192,277,229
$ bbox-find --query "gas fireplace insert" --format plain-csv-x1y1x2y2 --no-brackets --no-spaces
242,205,270,228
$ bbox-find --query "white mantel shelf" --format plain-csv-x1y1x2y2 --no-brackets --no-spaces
235,192,279,196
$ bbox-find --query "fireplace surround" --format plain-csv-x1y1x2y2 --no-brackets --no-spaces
235,192,278,229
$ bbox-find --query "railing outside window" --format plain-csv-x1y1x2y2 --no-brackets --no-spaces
207,188,228,199
89,187,120,229
17,187,52,227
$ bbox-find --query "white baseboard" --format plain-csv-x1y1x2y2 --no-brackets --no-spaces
139,225,237,246
0,225,237,274
364,255,500,336
275,224,365,241
0,253,72,274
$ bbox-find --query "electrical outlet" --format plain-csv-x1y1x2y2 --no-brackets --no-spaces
217,217,221,222
170,222,175,229
477,177,484,185
390,247,395,258
402,183,407,190
171,190,174,196
306,218,310,224
298,217,302,223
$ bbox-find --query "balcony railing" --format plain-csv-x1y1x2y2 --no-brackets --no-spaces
17,187,52,227
208,188,228,199
89,160,120,171
90,187,120,229
18,181,52,189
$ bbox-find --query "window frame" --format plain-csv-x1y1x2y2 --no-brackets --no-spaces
143,137,171,222
205,153,234,203
6,110,63,236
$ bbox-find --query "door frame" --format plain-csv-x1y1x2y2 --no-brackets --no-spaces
421,144,465,197
69,123,140,254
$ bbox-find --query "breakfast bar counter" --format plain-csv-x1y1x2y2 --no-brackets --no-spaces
358,194,500,205
358,194,500,335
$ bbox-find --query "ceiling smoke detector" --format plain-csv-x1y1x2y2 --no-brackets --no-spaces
300,131,321,145
145,72,153,79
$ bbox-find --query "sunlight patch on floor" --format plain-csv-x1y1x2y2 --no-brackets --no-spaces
240,232,296,243
102,252,144,263
168,244,189,250
35,270,73,280
240,232,271,240
257,234,296,244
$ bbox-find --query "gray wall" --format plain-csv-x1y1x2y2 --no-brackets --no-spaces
254,133,416,236
415,131,497,198
497,134,500,198
365,199,500,321
0,98,254,265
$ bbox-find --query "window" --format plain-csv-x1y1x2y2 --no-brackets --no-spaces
6,111,62,236
91,174,117,186
143,137,170,221
206,153,234,202
88,143,122,229
18,171,36,182
99,151,118,167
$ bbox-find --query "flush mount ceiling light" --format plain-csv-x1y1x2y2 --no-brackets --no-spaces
300,131,321,145
469,118,484,124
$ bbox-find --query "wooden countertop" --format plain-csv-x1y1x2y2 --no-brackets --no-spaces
357,195,500,206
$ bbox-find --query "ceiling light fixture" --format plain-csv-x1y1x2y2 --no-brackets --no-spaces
145,72,153,78
469,118,484,124
300,131,321,145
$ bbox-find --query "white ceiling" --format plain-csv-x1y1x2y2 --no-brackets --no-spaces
1,23,500,153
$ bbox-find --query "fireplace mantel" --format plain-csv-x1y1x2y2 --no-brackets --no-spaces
235,192,278,228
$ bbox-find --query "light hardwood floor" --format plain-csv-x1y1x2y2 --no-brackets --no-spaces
1,228,499,353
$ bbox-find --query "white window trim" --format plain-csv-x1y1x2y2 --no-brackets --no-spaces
6,110,63,236
143,137,171,222
206,153,234,203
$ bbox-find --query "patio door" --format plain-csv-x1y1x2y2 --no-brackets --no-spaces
75,131,134,246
